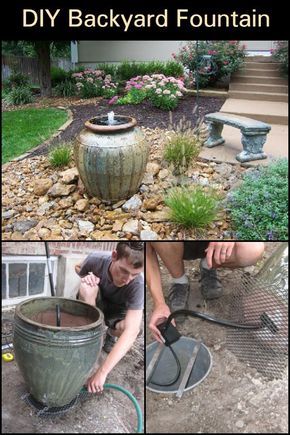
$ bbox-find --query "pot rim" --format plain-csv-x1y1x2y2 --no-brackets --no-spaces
85,115,137,133
15,297,104,331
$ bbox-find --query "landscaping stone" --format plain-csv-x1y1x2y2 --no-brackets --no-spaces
146,162,161,176
34,178,53,196
122,195,142,212
140,230,159,240
61,167,79,184
48,183,76,197
2,123,252,240
13,219,39,233
2,210,15,219
75,199,89,211
122,220,140,235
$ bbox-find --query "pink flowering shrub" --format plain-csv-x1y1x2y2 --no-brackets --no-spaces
115,74,186,111
173,41,246,88
72,69,118,99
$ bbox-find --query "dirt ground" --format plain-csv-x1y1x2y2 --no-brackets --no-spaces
24,95,225,158
145,242,288,433
2,315,144,434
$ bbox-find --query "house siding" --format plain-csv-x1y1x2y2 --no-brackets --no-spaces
74,40,275,66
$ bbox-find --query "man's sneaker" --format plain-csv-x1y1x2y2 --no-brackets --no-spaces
199,260,223,300
166,282,190,316
103,333,117,353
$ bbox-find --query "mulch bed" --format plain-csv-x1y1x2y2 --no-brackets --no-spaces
26,95,225,157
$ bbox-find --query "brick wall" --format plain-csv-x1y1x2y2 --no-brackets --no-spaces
2,242,118,256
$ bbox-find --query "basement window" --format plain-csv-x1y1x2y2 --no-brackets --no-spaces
2,256,57,307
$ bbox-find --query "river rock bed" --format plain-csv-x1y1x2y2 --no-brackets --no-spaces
2,127,249,241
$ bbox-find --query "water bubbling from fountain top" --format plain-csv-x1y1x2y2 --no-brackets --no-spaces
107,111,115,125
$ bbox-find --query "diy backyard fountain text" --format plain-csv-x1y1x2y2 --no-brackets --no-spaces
22,8,270,30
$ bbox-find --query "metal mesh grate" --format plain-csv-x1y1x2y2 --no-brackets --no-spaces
208,269,288,379
21,389,91,417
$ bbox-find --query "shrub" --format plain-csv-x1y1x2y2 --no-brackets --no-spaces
272,41,288,75
117,87,147,105
72,69,118,99
116,60,184,81
4,86,33,105
51,66,70,87
164,132,201,174
5,71,30,90
145,74,186,111
54,79,77,97
227,159,288,240
111,73,186,110
173,40,246,88
95,63,119,78
165,186,220,228
49,144,72,167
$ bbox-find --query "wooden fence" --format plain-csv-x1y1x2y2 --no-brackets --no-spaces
2,55,73,84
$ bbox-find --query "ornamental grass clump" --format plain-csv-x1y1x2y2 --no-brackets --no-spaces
49,144,72,167
164,111,204,174
164,132,201,174
227,158,288,240
165,186,220,228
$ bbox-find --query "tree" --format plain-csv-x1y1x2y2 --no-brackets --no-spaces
2,41,71,97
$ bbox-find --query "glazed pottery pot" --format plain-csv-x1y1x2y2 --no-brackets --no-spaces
13,297,105,407
74,115,149,202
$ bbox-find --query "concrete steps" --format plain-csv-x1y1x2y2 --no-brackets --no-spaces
230,57,288,103
225,56,288,123
234,68,282,77
231,75,287,85
221,99,288,125
228,90,288,103
230,83,288,94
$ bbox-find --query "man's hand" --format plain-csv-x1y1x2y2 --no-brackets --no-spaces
79,274,100,306
149,303,174,343
81,273,100,287
86,367,107,393
205,242,235,268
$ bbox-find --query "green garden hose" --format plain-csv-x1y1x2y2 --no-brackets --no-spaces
81,383,143,433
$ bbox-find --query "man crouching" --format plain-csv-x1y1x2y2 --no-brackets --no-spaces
75,242,144,393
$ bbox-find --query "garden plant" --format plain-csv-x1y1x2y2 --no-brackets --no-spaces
271,41,288,75
227,159,288,240
173,40,246,88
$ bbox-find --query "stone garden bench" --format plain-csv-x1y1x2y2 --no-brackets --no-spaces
204,112,271,163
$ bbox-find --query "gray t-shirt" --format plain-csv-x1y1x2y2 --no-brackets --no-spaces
78,252,144,310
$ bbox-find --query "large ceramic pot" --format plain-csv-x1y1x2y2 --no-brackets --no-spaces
13,297,105,407
74,115,149,202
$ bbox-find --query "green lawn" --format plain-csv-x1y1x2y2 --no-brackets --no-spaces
2,108,68,164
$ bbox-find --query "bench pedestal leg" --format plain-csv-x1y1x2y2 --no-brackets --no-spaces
204,121,225,148
237,132,268,162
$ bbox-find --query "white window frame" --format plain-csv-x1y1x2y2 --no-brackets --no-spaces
2,256,58,307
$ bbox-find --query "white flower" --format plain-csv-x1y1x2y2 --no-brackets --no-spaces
163,89,171,95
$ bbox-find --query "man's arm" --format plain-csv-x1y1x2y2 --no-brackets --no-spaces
86,309,143,392
146,242,166,306
146,242,172,342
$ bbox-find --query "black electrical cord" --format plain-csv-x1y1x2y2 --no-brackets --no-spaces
149,344,181,387
148,309,263,389
165,310,263,330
